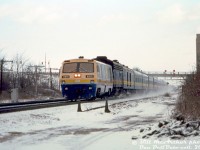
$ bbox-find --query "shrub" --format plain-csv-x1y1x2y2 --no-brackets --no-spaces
175,72,200,120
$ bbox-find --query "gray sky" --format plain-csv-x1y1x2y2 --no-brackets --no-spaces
0,0,199,72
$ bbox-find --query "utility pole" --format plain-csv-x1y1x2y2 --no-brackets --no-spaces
196,34,200,72
48,68,59,90
15,56,22,89
0,59,13,94
50,68,52,89
45,53,47,73
0,60,3,94
29,65,44,97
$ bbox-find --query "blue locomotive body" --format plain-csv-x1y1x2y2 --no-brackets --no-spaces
61,84,96,100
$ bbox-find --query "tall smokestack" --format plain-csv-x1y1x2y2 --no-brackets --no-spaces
196,34,200,72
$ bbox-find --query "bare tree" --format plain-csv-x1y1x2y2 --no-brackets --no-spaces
175,71,200,120
0,50,61,100
0,49,12,99
11,53,30,89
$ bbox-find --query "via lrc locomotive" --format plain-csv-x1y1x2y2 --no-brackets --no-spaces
60,56,167,101
60,56,113,100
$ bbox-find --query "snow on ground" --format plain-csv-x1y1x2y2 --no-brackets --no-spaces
1,88,198,150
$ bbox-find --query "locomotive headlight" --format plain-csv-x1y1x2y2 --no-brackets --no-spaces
90,80,94,84
89,87,92,90
74,74,81,78
65,87,68,90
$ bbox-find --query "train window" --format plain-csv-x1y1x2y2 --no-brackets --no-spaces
127,72,128,86
79,63,94,73
63,62,94,73
109,68,113,81
97,64,100,73
63,63,77,73
97,64,101,78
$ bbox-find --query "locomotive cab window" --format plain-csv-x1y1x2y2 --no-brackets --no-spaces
63,62,94,73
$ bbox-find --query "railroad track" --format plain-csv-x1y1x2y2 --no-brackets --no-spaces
0,93,165,114
0,99,82,114
0,97,112,114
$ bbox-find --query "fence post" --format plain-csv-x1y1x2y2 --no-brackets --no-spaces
105,100,110,113
77,101,82,112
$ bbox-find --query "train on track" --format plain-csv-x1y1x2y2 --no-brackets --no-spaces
59,56,168,101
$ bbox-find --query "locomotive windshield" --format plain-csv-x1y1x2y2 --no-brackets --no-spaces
63,62,94,73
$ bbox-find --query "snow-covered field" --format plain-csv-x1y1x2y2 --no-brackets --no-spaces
1,88,199,150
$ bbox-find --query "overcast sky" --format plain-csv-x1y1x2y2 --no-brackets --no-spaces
0,0,199,72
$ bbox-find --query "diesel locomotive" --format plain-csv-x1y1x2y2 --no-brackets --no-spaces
59,56,167,101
